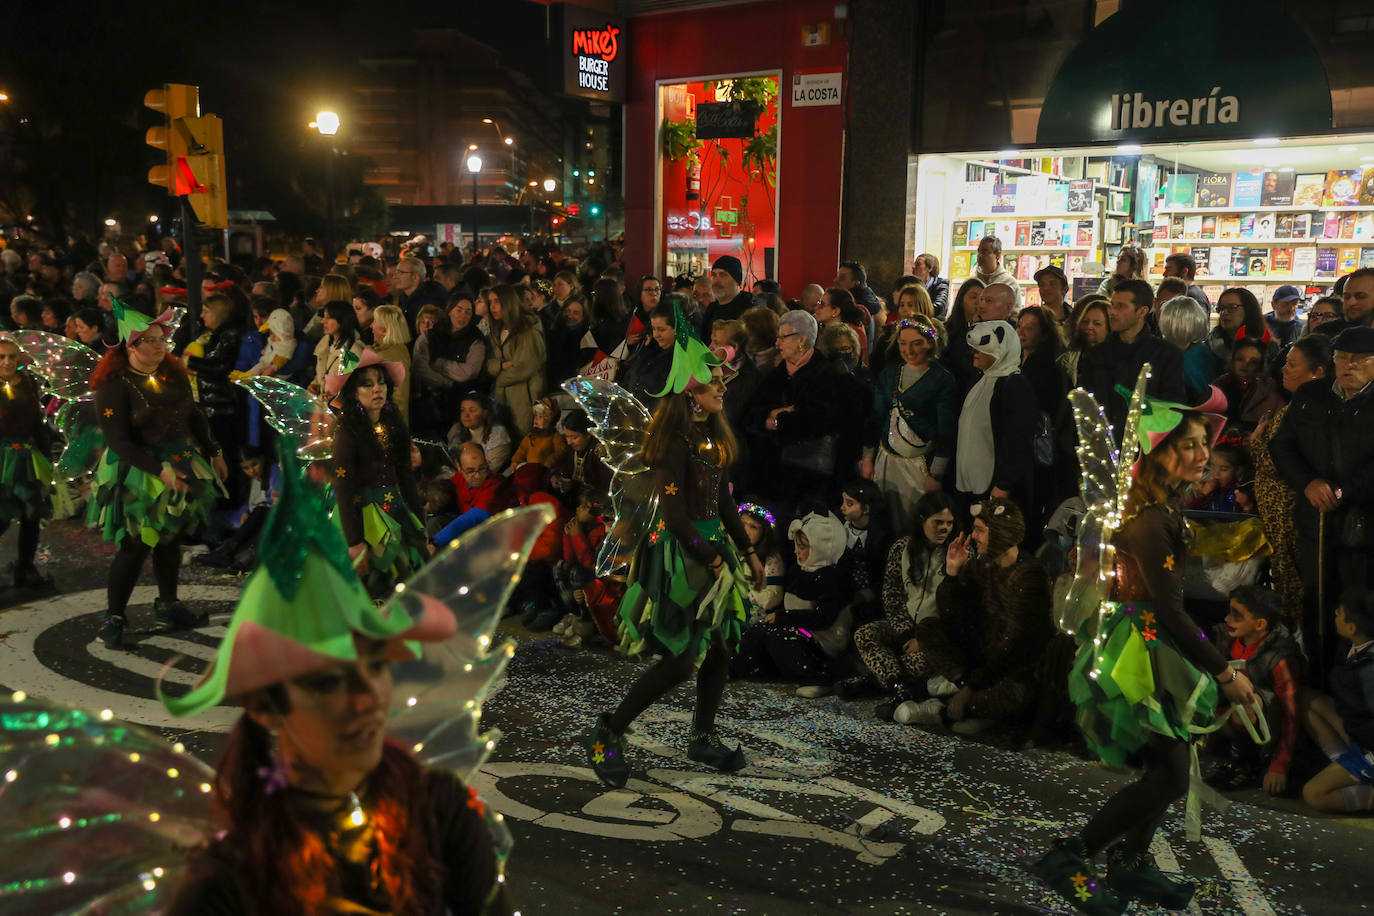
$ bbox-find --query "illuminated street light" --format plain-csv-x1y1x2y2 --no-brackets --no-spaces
149,215,159,223
503,136,513,146
543,178,557,192
468,143,478,151
482,118,494,125
104,218,117,227
312,111,340,136
0,92,9,103
466,154,483,174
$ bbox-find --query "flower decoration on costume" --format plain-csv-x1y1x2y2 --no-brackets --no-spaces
1162,554,1174,571
664,483,678,496
653,297,723,397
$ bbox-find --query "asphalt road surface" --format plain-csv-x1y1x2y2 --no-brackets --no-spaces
2,519,1370,915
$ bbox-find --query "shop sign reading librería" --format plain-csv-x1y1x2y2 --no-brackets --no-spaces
563,8,626,102
1110,87,1238,131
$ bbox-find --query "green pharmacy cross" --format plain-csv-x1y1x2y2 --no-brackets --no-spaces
714,196,739,238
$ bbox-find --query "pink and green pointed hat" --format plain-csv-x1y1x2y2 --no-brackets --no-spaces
159,437,454,718
652,297,723,397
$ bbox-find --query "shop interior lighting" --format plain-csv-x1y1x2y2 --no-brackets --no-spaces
1116,144,1142,153
1251,137,1280,146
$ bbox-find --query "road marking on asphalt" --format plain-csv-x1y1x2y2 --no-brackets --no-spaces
86,640,201,686
1203,835,1277,916
142,635,219,664
0,585,239,731
1150,835,1204,915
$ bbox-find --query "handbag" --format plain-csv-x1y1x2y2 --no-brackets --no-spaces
780,434,838,477
1340,505,1374,550
887,405,929,458
1033,410,1055,467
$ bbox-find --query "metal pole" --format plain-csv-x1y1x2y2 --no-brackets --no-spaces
472,173,479,253
325,149,336,264
1317,509,1327,683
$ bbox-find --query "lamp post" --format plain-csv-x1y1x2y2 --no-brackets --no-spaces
311,111,341,262
481,118,517,186
466,153,483,253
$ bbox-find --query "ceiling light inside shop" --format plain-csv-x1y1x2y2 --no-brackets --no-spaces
1116,144,1142,153
1251,137,1279,146
1340,146,1358,152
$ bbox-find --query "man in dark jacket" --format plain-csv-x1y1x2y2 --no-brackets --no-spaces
1076,279,1186,443
1164,252,1211,315
1318,268,1374,338
390,257,447,332
836,260,880,350
700,255,754,331
913,253,949,320
1270,325,1374,682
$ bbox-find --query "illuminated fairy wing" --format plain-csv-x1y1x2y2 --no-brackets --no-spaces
164,307,188,340
11,330,100,402
383,504,556,874
561,376,659,575
1060,367,1151,637
235,376,336,461
0,695,215,914
54,399,105,480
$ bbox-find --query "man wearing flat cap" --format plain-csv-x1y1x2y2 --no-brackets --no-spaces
700,255,754,332
1271,325,1374,682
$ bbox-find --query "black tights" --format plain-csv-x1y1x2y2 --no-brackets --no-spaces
0,517,41,568
608,632,734,735
1081,735,1191,857
107,537,182,618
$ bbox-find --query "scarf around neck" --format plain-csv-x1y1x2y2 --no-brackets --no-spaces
956,321,1022,493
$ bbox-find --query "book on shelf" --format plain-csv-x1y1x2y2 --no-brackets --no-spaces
1228,247,1247,276
1049,252,1067,270
1247,250,1268,278
1271,247,1294,275
1341,213,1357,240
1361,248,1374,270
1316,247,1338,277
1047,182,1069,212
1184,215,1203,237
1201,283,1225,302
1213,246,1233,273
1170,215,1185,237
1191,247,1211,277
1197,173,1233,208
1165,174,1197,207
1339,246,1361,273
1292,213,1312,238
1324,170,1361,207
1245,284,1270,302
969,220,985,241
1219,215,1241,238
1293,173,1325,207
992,182,1017,214
950,252,972,280
1014,220,1031,246
1153,222,1170,242
1200,215,1217,239
952,221,969,248
1067,179,1094,212
1275,214,1294,239
1239,213,1256,238
1232,171,1263,208
1151,249,1168,273
1044,221,1062,246
1023,286,1042,307
1030,221,1046,245
1109,190,1130,212
1360,168,1374,206
1323,213,1340,239
1068,254,1085,277
1255,214,1276,239
1292,247,1317,278
1262,170,1296,207
1061,220,1078,243
1004,253,1021,278
1017,175,1050,213
1356,214,1374,240
963,179,995,214
994,220,1015,241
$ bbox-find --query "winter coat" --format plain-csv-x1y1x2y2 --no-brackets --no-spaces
185,324,242,420
927,276,950,321
745,351,846,500
1076,329,1186,444
1331,641,1374,752
394,279,447,332
1270,378,1374,527
485,324,546,438
511,428,568,470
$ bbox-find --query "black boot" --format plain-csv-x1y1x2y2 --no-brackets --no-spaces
1030,837,1124,915
583,714,631,788
194,543,237,569
99,615,127,650
686,730,748,772
12,563,53,589
1106,846,1196,909
155,598,208,629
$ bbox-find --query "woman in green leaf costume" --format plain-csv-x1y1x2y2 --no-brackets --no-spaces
1033,380,1260,915
573,300,766,788
0,334,58,588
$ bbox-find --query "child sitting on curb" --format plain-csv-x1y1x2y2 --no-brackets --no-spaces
1300,588,1374,814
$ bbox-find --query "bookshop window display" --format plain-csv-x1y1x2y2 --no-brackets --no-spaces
912,135,1374,311
657,76,779,283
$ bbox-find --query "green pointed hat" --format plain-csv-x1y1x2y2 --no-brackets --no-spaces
111,296,176,345
652,297,722,398
159,437,456,717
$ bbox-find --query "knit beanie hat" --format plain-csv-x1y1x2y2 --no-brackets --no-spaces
971,497,1024,559
712,255,744,287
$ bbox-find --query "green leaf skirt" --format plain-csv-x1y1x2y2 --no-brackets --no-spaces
617,518,748,662
87,438,226,547
0,438,56,525
356,486,427,595
1069,600,1220,766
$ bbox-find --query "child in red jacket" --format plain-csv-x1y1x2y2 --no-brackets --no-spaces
553,490,623,648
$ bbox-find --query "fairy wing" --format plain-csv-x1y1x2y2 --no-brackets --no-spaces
0,695,216,914
561,376,659,576
235,377,336,461
11,329,100,402
382,503,556,874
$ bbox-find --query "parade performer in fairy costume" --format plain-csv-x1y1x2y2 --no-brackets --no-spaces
90,299,227,648
328,349,428,597
0,333,59,588
1033,373,1261,914
564,301,765,788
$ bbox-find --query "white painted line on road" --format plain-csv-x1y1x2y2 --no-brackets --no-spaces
1150,835,1204,915
142,635,219,664
86,640,201,686
1203,835,1277,916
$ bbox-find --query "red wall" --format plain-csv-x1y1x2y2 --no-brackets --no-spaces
624,0,849,294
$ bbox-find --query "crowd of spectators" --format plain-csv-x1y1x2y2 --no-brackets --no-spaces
3,228,1374,815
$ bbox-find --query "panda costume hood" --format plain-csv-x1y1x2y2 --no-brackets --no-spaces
956,321,1022,494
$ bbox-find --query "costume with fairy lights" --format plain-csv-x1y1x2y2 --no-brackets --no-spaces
84,300,226,648
0,429,549,915
0,333,64,588
1033,369,1270,915
564,300,760,788
326,348,428,597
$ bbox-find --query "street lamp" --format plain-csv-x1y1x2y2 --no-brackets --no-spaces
312,112,342,261
543,178,557,193
480,118,516,181
467,153,483,252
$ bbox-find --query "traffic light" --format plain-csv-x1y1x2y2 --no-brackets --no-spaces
589,205,601,216
144,84,229,229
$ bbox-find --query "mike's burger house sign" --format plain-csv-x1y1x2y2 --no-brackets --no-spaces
564,8,626,103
